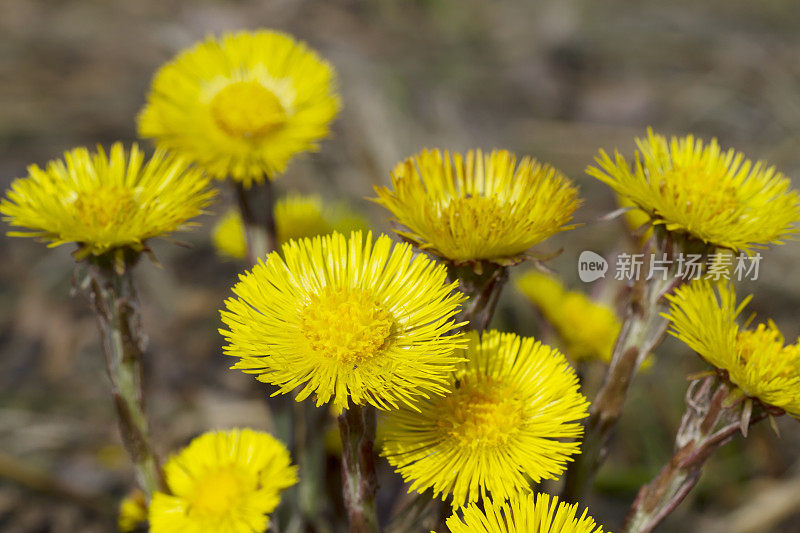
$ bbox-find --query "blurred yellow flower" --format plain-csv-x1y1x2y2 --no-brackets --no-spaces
149,429,296,533
373,149,580,264
118,490,147,532
381,330,588,505
0,143,214,259
516,271,620,363
139,30,340,187
220,231,466,412
444,492,606,533
666,280,800,418
589,129,800,252
211,195,369,259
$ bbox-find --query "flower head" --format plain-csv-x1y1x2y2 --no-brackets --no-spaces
666,280,800,418
381,330,588,505
118,490,147,532
139,30,340,187
0,143,214,258
444,492,606,533
517,271,620,363
212,195,369,259
220,231,465,412
373,149,581,264
148,428,296,533
589,129,800,252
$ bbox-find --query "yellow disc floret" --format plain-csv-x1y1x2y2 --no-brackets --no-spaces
381,330,589,505
589,128,800,252
300,287,394,364
220,231,466,412
0,143,214,258
210,81,286,139
148,429,296,533
373,148,581,264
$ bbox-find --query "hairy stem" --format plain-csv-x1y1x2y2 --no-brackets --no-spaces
449,263,509,331
563,245,681,502
85,254,164,498
624,377,767,533
233,179,277,264
338,404,380,533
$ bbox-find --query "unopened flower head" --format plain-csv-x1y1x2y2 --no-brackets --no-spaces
666,280,800,418
444,492,605,533
373,149,581,264
139,30,340,187
220,231,466,412
589,129,800,253
516,271,619,363
117,490,147,532
381,330,588,505
212,194,369,259
0,143,214,258
148,428,296,533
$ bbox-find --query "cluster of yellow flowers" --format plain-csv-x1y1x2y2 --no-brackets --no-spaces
2,25,800,533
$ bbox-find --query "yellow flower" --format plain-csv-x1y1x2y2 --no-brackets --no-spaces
0,143,214,259
118,490,147,532
139,30,340,187
373,149,581,264
589,128,800,253
148,429,296,533
220,231,466,412
666,280,800,418
381,330,588,505
516,271,620,363
444,492,606,533
212,195,369,259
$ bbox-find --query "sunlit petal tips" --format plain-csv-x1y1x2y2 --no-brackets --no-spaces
666,280,800,418
0,143,214,258
373,149,581,264
589,129,800,252
138,30,340,186
443,493,606,533
381,330,589,505
148,429,297,533
219,231,466,412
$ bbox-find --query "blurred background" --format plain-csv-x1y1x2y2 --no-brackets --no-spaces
2,0,800,531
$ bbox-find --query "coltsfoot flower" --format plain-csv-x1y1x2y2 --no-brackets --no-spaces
117,490,147,532
666,280,800,418
0,143,214,259
220,231,466,412
381,330,589,505
517,271,620,363
212,194,369,259
589,128,800,252
139,30,340,187
373,149,581,265
444,492,606,533
148,429,296,533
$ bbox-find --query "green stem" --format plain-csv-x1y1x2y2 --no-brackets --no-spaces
233,179,277,264
86,254,164,499
449,262,509,331
338,404,380,533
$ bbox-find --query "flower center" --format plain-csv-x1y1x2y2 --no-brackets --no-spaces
188,466,247,517
438,196,505,235
210,80,286,139
659,165,739,219
437,376,524,449
300,287,394,364
73,186,138,228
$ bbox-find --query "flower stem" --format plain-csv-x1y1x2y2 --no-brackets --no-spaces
449,263,509,331
562,246,680,502
624,377,767,533
233,179,277,264
338,404,380,533
85,253,165,499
